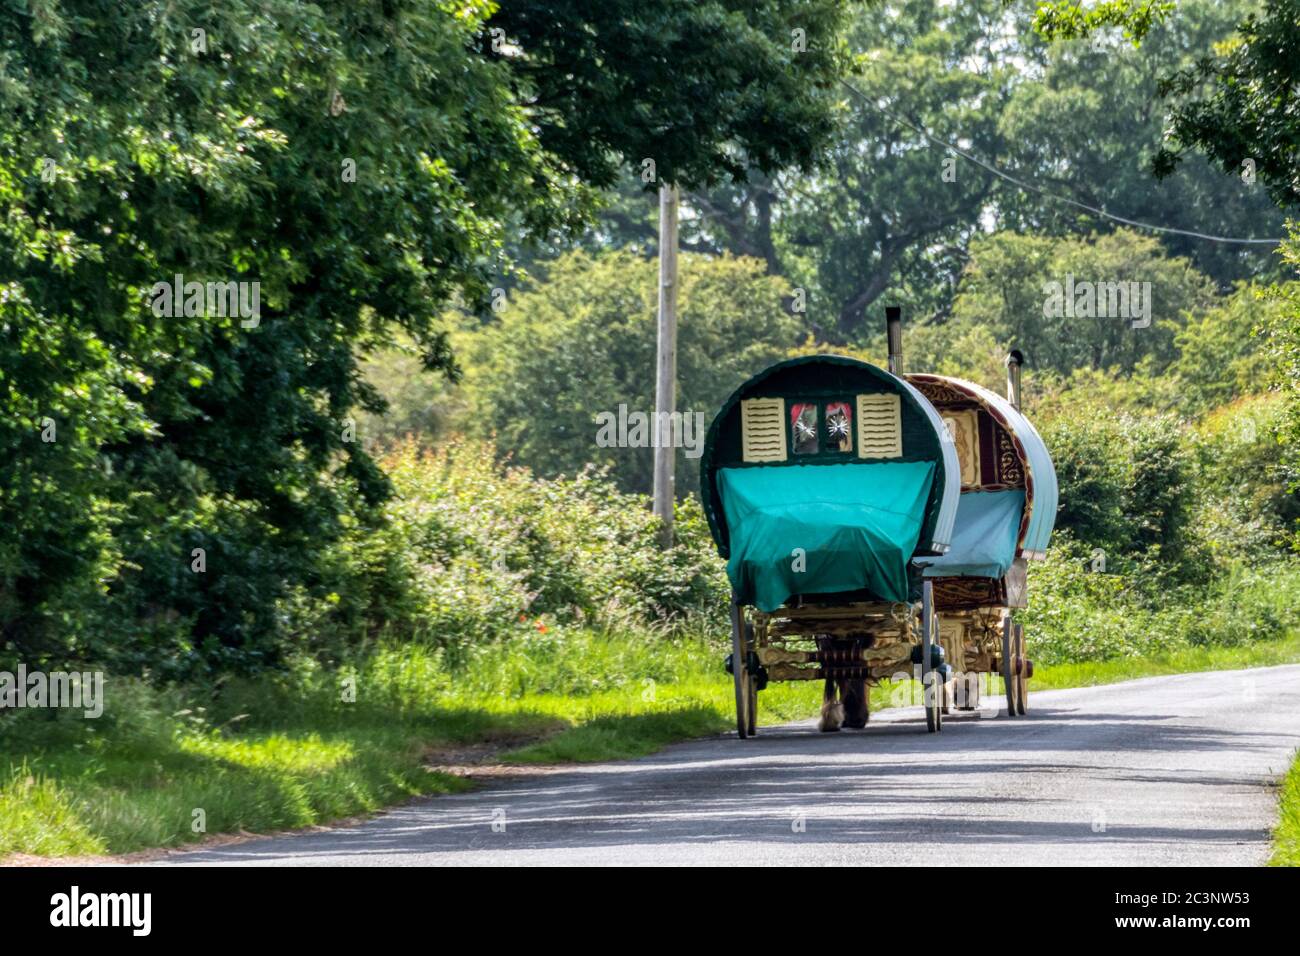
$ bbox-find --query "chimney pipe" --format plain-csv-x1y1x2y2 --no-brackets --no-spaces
1005,349,1024,410
886,306,903,375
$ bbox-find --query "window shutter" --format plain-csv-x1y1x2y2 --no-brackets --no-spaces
856,393,903,458
741,398,786,462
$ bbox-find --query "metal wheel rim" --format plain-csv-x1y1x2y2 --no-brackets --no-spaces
1001,615,1017,718
922,581,942,733
730,603,749,739
1015,623,1029,716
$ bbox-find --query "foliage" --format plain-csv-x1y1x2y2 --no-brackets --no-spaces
0,0,569,675
1002,0,1286,287
1271,750,1300,866
323,440,730,658
1169,283,1283,414
1038,405,1196,564
1154,0,1300,209
1029,0,1176,43
1022,539,1300,663
354,333,469,448
0,0,853,677
946,229,1216,374
485,1,853,190
1193,394,1299,558
1260,231,1300,516
575,0,1280,344
458,251,801,493
782,0,1019,337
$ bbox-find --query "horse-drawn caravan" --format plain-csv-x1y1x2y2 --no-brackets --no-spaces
700,307,1058,735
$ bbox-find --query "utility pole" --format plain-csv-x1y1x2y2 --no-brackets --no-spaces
652,183,679,549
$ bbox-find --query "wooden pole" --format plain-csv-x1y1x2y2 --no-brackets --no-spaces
652,183,679,549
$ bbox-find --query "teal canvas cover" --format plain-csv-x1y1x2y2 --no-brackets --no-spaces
717,461,936,612
920,490,1025,579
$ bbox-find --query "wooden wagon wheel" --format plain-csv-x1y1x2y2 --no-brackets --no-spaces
1001,614,1017,718
939,629,956,714
1014,623,1029,716
744,621,758,737
729,601,751,739
921,580,942,733
746,673,758,736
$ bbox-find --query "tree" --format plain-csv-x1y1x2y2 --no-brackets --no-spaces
459,252,800,494
778,0,1018,339
1029,0,1177,43
505,0,1281,337
1001,0,1286,288
485,1,852,190
1026,0,1299,213
1038,405,1196,564
946,229,1216,374
1169,283,1283,414
1154,0,1300,209
0,0,855,674
1260,230,1300,525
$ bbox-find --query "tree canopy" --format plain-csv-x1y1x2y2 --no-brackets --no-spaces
1153,0,1300,209
460,251,801,494
0,0,853,674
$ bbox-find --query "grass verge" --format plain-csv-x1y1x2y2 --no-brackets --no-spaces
1270,752,1300,866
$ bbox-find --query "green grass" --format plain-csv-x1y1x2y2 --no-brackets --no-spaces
3,626,1299,860
505,631,1300,764
0,720,478,858
1271,753,1300,867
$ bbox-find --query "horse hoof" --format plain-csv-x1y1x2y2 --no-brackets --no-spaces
818,700,845,732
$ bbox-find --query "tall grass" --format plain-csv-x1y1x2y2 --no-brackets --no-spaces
1271,753,1300,867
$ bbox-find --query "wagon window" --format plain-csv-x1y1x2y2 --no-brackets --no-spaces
942,409,980,486
825,401,853,453
791,403,819,455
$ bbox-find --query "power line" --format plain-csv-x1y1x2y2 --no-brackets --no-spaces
838,77,1284,246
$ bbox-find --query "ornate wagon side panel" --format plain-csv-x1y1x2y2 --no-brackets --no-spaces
906,374,1057,562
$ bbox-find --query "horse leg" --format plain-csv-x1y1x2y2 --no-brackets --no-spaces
818,675,844,732
841,677,869,728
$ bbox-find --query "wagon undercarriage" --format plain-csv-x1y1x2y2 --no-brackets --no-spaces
727,588,1032,736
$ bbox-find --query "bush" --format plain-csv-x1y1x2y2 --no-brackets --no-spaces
1023,536,1300,665
456,250,801,495
1193,393,1299,560
317,440,730,658
1038,404,1196,567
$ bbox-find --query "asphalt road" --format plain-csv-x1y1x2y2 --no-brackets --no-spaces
159,665,1300,866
